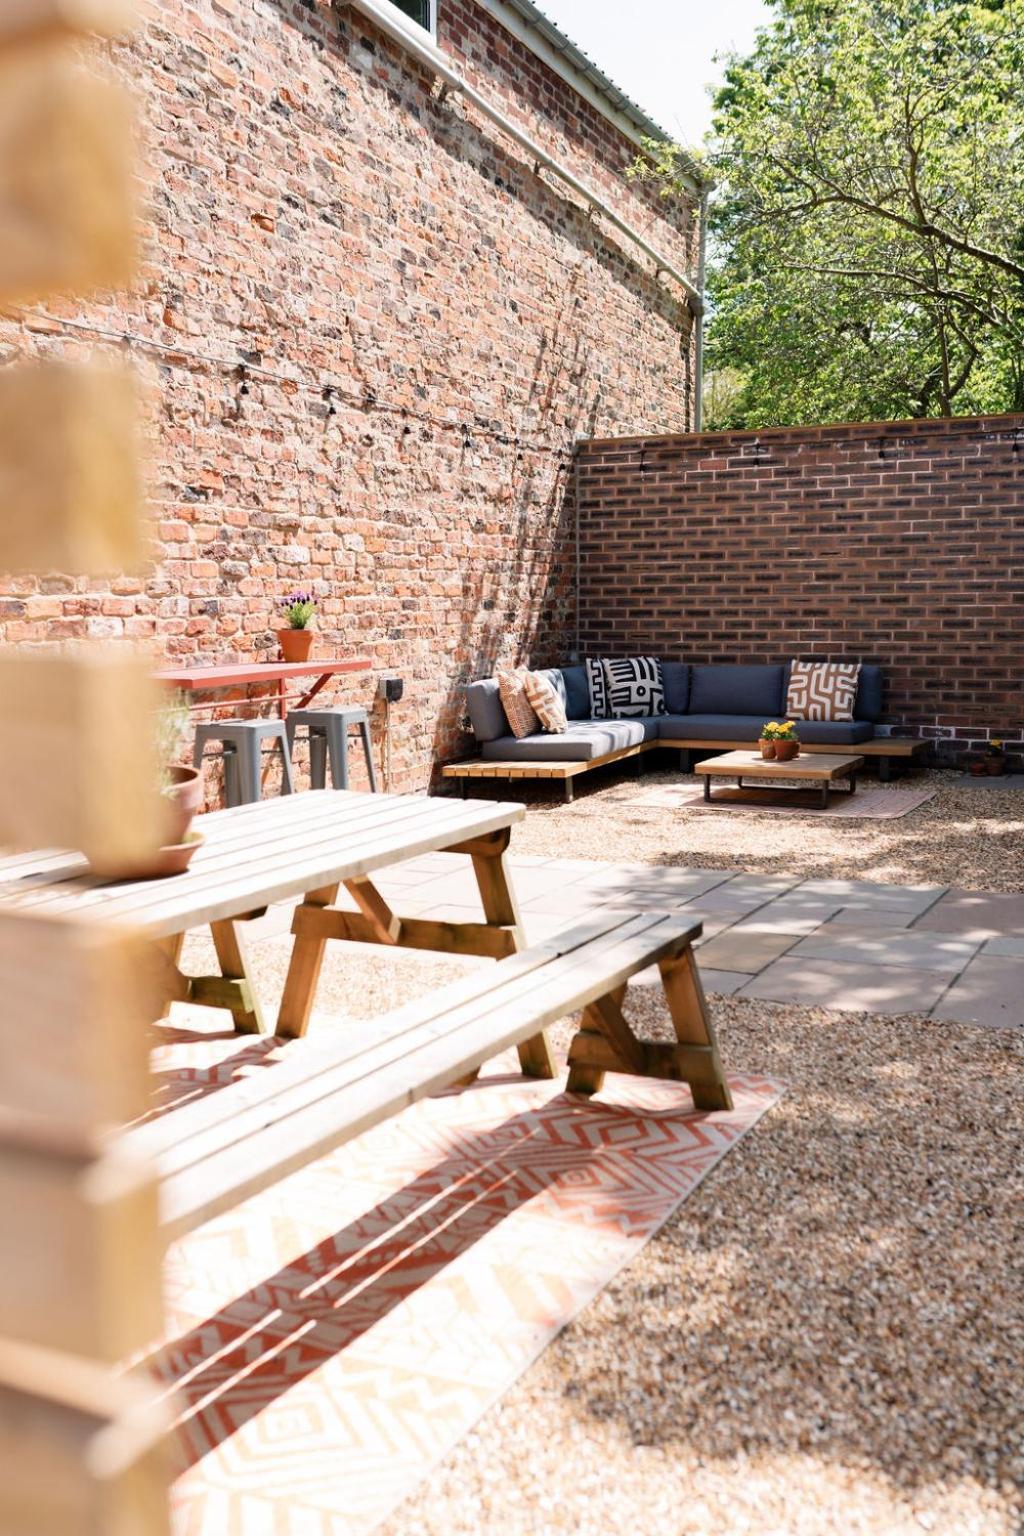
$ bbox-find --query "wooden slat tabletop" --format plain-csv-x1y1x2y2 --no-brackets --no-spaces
0,791,524,940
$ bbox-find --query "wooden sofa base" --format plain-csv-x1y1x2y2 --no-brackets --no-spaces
442,736,929,801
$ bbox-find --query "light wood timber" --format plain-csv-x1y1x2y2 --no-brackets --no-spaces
469,831,555,1078
0,911,154,1130
0,39,134,302
0,0,136,45
659,947,732,1111
343,876,401,943
565,981,625,1096
0,1341,172,1536
117,910,731,1240
209,917,266,1033
276,882,341,1040
0,361,141,576
291,903,518,961
0,1137,162,1361
0,650,162,867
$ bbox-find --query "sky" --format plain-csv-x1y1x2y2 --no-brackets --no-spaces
532,0,773,148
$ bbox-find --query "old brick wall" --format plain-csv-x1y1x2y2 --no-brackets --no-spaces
0,0,697,787
572,416,1024,758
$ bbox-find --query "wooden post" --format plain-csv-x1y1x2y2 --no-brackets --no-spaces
0,5,172,1532
470,835,556,1079
277,883,341,1040
658,947,733,1111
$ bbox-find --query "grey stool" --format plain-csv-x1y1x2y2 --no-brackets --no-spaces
285,707,378,792
193,719,295,807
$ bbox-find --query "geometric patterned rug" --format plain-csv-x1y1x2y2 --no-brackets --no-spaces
150,1025,781,1536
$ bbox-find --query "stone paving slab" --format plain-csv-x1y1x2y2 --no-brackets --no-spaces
914,889,1024,939
982,936,1024,957
820,907,919,930
790,928,981,974
930,956,1024,1028
697,969,753,997
698,928,801,973
794,878,947,913
738,956,952,1015
730,897,843,935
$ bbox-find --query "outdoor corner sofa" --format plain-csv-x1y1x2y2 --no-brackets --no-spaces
443,661,928,802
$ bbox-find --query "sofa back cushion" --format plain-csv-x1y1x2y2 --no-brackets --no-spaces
661,661,690,714
786,660,861,722
523,669,567,733
690,663,784,718
465,678,508,743
602,656,665,717
855,664,883,721
559,664,590,720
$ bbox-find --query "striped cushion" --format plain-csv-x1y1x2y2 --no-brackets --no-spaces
523,670,567,733
786,661,861,722
585,657,609,719
495,667,540,739
602,656,665,718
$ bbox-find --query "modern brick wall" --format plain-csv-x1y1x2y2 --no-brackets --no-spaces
570,416,1024,758
0,0,697,788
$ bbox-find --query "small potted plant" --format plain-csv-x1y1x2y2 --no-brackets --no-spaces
277,591,317,662
759,721,779,759
772,720,801,762
985,738,1007,776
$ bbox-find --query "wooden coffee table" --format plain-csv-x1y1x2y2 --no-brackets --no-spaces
694,750,865,810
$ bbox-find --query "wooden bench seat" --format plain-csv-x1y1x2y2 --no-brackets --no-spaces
120,910,732,1242
443,735,929,799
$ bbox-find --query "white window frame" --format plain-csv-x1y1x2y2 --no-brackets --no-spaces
377,0,436,43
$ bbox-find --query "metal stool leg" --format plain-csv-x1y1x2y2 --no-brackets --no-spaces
358,718,378,792
223,744,241,808
277,727,295,795
325,719,350,790
236,733,263,805
309,729,328,789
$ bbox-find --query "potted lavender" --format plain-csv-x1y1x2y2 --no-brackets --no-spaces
277,591,317,662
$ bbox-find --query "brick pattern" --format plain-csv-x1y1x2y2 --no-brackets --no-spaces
0,0,696,787
570,416,1024,759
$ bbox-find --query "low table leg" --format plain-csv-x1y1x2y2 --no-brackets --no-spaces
703,776,711,802
821,782,829,810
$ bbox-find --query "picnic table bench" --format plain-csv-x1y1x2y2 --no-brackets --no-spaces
0,790,733,1246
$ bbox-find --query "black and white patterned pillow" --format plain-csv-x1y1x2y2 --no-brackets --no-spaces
585,656,609,719
602,656,665,717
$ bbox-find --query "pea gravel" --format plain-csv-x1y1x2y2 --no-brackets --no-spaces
175,769,1024,1534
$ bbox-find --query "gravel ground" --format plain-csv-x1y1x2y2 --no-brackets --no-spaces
505,768,1024,894
180,921,1024,1536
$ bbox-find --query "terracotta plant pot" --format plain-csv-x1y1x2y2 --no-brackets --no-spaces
969,758,987,776
773,739,800,762
277,626,314,662
90,830,205,882
162,762,204,846
986,756,1007,776
758,738,776,760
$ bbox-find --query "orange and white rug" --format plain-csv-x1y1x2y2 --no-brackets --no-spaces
152,1028,781,1536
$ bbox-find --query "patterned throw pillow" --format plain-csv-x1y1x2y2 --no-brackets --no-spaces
495,667,540,739
602,656,666,717
523,670,567,734
585,656,609,719
786,661,861,722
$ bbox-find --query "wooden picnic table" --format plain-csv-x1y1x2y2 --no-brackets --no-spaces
0,790,555,1076
154,657,374,716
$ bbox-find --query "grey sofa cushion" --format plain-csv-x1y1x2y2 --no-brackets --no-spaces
661,661,690,714
559,665,590,720
855,664,883,722
465,679,508,743
481,718,655,762
658,714,873,745
689,664,785,718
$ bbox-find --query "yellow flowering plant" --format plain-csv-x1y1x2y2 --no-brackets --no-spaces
761,720,800,741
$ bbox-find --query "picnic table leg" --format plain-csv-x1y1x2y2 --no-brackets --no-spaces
658,946,733,1111
566,983,627,1095
276,883,340,1040
470,839,556,1080
209,917,267,1035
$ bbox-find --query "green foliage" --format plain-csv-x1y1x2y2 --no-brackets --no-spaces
643,0,1024,426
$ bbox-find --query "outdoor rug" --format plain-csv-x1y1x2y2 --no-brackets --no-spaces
150,1022,781,1536
620,782,936,819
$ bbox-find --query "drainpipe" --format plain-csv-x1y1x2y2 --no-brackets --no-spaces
694,187,709,431
342,0,704,314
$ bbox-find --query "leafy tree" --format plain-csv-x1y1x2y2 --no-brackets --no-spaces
643,0,1024,426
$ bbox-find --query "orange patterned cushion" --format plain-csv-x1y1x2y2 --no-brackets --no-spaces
786,661,861,722
495,667,540,739
523,670,567,733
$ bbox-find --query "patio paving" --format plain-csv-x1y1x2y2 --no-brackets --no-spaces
371,855,1024,1028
